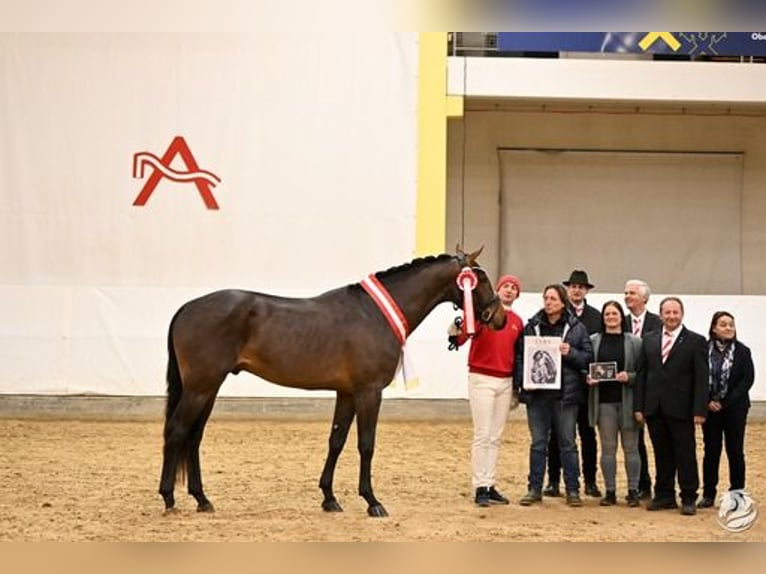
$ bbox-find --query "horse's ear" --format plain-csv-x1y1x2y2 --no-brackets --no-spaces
466,245,484,266
455,243,465,256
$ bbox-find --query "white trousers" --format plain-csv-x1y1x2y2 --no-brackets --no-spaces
469,372,513,489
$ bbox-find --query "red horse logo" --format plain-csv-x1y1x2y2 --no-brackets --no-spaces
132,136,221,209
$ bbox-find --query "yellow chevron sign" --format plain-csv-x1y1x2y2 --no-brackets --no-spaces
639,32,682,52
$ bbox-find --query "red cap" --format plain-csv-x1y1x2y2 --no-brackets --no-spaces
495,274,521,294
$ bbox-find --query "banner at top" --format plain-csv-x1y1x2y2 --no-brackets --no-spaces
496,33,766,57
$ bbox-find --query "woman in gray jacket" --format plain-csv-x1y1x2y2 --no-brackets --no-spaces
587,300,643,507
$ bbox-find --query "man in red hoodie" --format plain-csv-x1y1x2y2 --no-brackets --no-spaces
448,274,525,507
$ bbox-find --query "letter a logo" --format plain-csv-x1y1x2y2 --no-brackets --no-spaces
132,136,222,209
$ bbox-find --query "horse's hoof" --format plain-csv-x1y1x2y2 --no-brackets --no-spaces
162,507,179,516
322,499,344,512
367,504,388,518
197,501,215,513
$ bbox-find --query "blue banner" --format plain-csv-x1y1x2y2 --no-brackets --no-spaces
497,33,766,57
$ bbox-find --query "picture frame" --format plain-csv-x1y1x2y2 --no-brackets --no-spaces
589,361,618,382
523,336,562,390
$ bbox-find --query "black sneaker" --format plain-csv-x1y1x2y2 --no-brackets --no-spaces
647,498,678,511
566,491,583,507
697,496,715,509
681,502,696,516
626,490,641,507
637,487,652,500
543,482,561,497
584,482,603,497
519,489,543,506
475,487,491,507
599,490,617,506
487,486,510,505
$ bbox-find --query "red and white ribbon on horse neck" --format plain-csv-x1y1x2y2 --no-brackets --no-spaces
360,274,418,389
360,274,409,345
456,267,479,336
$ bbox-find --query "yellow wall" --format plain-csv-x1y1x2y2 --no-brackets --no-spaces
415,32,462,256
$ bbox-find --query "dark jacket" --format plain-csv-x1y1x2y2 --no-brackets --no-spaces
634,326,709,420
622,310,662,337
514,309,594,405
573,301,602,335
708,340,755,411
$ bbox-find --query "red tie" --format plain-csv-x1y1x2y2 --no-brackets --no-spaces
632,318,641,336
661,331,673,363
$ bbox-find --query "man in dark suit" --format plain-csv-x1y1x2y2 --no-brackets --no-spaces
623,279,662,499
543,270,602,498
634,297,708,516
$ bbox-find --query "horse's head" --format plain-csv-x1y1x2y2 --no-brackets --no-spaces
455,246,507,330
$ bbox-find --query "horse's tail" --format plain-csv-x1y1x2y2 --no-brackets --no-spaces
164,306,189,482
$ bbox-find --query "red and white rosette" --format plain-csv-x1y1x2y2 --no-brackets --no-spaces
456,267,478,336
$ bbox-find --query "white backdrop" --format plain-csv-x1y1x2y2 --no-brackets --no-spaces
1,32,764,400
0,31,422,396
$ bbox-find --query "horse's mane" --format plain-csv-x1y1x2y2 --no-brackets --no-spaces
375,253,455,280
348,253,456,290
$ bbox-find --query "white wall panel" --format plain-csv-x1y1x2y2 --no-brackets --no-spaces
0,31,420,395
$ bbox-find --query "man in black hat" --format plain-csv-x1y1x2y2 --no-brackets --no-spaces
543,269,603,498
564,270,601,334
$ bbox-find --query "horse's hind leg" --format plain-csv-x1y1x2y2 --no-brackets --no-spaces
159,434,180,512
354,387,387,517
319,391,356,512
186,392,218,512
159,388,219,513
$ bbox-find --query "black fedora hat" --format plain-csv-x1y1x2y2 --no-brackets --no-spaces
563,269,594,289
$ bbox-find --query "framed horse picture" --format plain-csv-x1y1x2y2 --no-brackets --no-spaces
523,336,562,390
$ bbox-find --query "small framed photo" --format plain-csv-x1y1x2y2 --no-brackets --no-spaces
589,361,618,382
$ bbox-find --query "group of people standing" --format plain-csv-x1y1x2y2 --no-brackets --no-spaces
449,270,755,516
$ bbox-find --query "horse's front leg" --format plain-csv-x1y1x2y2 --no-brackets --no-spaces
319,391,356,512
354,387,387,517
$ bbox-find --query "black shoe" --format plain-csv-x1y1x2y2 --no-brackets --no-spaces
584,482,603,497
599,490,617,506
487,486,510,505
647,498,678,511
475,487,491,507
519,489,543,506
566,491,583,507
697,496,715,509
681,502,697,516
626,490,641,508
543,482,561,497
637,488,652,500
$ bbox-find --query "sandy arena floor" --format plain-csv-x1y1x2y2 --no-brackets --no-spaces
0,417,763,541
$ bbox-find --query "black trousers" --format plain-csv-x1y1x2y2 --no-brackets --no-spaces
637,427,652,492
646,413,699,504
547,404,598,484
701,405,749,498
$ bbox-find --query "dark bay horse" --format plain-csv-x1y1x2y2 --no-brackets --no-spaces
159,247,506,517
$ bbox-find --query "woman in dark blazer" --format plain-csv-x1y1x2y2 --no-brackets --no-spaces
698,311,755,509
